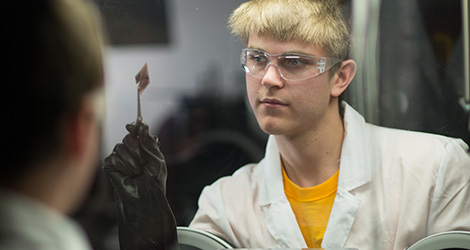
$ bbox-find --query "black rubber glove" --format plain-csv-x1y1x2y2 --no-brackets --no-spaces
103,120,179,250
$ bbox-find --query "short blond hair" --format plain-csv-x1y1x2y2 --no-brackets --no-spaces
228,0,350,59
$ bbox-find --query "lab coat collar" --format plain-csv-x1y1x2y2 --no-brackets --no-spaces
257,102,372,247
258,136,284,207
323,102,372,247
337,101,372,191
259,102,372,206
259,137,307,247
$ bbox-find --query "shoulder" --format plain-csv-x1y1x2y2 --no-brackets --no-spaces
189,162,267,245
0,191,91,250
343,102,469,156
199,163,264,201
366,124,470,186
367,123,469,159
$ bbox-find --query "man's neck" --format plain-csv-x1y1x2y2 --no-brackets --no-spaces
4,159,75,215
275,110,344,188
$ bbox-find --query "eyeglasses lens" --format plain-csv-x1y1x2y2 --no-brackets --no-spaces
241,49,333,81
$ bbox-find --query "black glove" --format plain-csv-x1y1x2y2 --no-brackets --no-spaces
103,120,179,250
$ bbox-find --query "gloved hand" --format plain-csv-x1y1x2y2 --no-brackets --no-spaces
103,120,179,250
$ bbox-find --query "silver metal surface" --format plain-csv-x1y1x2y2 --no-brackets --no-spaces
350,0,382,124
463,0,470,103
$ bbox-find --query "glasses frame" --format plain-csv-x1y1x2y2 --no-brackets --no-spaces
240,48,343,82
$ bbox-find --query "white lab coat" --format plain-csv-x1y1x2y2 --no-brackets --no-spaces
189,102,470,250
0,188,92,250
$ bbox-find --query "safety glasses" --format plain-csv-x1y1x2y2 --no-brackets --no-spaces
241,48,343,81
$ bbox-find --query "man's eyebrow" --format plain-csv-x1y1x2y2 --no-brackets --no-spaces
246,46,263,50
246,46,320,57
282,49,323,57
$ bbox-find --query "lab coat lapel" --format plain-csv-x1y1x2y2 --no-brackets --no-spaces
264,200,307,248
259,137,307,248
258,103,372,248
322,102,372,247
322,187,361,247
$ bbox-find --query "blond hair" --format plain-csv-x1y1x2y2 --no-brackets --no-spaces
228,0,350,59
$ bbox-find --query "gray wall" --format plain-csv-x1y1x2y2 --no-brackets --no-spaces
102,0,248,155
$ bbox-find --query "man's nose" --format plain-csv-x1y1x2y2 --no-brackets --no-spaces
261,63,285,88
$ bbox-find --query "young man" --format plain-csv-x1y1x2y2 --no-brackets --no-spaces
0,0,105,249
189,0,470,249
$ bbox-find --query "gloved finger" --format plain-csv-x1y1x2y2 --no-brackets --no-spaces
104,143,139,177
115,141,143,176
119,176,139,199
103,146,133,177
102,159,127,183
122,134,145,166
125,121,138,138
103,153,141,197
144,168,167,195
127,120,167,180
129,120,165,164
126,119,149,138
103,168,140,200
145,156,167,178
139,132,165,164
103,168,132,195
139,135,167,178
134,119,151,140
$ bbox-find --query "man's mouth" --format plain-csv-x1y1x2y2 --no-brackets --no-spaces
260,98,288,107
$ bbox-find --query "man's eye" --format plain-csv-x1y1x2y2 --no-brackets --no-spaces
283,58,309,67
287,58,301,66
249,54,267,63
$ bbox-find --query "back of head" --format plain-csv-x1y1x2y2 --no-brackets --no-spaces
228,0,351,59
2,0,105,183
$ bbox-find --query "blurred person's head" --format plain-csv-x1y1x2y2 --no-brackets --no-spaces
1,0,105,214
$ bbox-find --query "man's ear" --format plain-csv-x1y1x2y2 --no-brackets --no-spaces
65,99,97,159
331,59,357,97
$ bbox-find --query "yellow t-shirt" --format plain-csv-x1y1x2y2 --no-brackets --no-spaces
282,167,339,248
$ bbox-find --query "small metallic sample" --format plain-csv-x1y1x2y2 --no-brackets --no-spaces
135,63,150,122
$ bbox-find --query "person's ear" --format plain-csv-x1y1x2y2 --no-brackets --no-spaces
330,59,356,97
65,97,98,160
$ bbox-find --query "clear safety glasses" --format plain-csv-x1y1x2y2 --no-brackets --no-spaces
240,48,343,81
